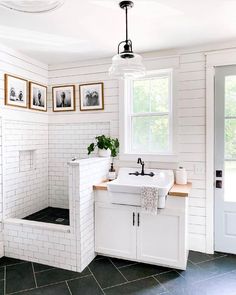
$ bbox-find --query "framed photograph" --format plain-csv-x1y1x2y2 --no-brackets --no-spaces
4,74,28,108
52,85,75,112
29,82,47,112
79,82,104,111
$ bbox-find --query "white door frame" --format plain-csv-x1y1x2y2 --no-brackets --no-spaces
206,49,236,253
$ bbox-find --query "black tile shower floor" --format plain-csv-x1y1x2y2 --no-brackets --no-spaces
23,207,69,226
0,251,235,294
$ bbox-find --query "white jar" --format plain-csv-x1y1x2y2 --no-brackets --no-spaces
175,167,187,185
98,148,111,157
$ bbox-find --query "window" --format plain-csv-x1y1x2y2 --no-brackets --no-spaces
122,69,173,157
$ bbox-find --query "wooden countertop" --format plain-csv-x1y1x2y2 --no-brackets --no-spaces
168,182,192,197
93,180,192,197
93,180,110,191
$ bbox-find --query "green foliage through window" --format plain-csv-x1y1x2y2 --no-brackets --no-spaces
131,74,171,153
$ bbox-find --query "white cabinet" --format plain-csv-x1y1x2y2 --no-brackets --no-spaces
95,193,188,270
95,202,136,260
137,211,186,269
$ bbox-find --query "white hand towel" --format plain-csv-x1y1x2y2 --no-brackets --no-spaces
141,187,159,215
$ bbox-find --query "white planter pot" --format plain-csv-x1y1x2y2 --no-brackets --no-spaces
98,148,111,157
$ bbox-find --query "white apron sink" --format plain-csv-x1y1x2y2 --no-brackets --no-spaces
107,168,174,206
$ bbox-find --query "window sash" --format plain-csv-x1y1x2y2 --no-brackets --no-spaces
130,114,170,154
125,70,173,155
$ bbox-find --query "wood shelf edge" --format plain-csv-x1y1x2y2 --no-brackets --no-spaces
93,180,109,191
168,182,192,197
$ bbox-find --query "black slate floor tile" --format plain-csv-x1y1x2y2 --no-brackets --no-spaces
68,275,103,295
33,262,54,273
176,261,215,284
188,251,214,264
0,280,4,295
6,262,35,294
187,251,226,265
187,270,236,295
89,258,126,289
0,267,4,281
1,252,234,295
0,257,25,267
16,282,71,295
119,262,169,281
104,277,166,295
169,286,200,295
94,255,105,261
36,267,90,287
110,258,138,268
154,270,189,292
197,255,236,276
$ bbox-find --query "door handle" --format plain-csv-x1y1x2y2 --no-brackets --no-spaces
216,180,222,189
138,213,140,227
133,212,135,226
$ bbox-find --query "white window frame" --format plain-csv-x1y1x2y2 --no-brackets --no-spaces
119,69,178,162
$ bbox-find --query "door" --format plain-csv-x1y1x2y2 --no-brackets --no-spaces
215,66,236,254
95,202,137,259
136,210,186,268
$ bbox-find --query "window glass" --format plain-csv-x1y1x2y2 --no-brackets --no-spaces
128,71,172,154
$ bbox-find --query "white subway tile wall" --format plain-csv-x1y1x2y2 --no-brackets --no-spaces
4,221,77,271
48,122,110,208
3,120,49,219
4,157,109,272
69,158,110,270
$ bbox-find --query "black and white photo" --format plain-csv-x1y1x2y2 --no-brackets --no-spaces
79,82,104,111
29,82,47,112
5,74,28,108
52,85,75,112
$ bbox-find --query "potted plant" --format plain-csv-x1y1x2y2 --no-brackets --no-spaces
87,135,119,158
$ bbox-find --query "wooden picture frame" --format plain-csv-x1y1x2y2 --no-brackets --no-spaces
29,82,47,112
52,85,76,112
4,74,28,108
79,82,104,111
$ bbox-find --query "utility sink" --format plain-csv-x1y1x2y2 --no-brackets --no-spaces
107,168,174,206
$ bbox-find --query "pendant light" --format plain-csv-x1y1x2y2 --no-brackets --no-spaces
109,1,145,79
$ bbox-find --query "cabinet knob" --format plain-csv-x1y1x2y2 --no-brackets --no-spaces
133,212,135,226
138,213,140,227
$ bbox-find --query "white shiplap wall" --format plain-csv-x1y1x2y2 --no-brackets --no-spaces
48,50,207,252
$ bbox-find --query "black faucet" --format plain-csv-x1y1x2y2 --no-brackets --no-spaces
129,158,155,177
137,158,145,175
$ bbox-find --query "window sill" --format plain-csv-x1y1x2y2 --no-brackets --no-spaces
119,153,179,163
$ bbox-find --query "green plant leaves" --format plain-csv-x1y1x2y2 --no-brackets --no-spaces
87,135,119,157
87,143,95,155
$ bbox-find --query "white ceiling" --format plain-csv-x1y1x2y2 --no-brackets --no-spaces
0,0,236,65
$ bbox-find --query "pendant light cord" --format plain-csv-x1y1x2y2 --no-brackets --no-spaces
125,6,128,42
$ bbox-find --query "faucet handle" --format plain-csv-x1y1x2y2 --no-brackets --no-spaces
137,158,144,165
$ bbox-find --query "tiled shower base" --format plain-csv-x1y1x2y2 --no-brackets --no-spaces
23,207,70,226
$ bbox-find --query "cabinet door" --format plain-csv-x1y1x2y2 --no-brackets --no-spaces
137,211,186,268
95,202,137,260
